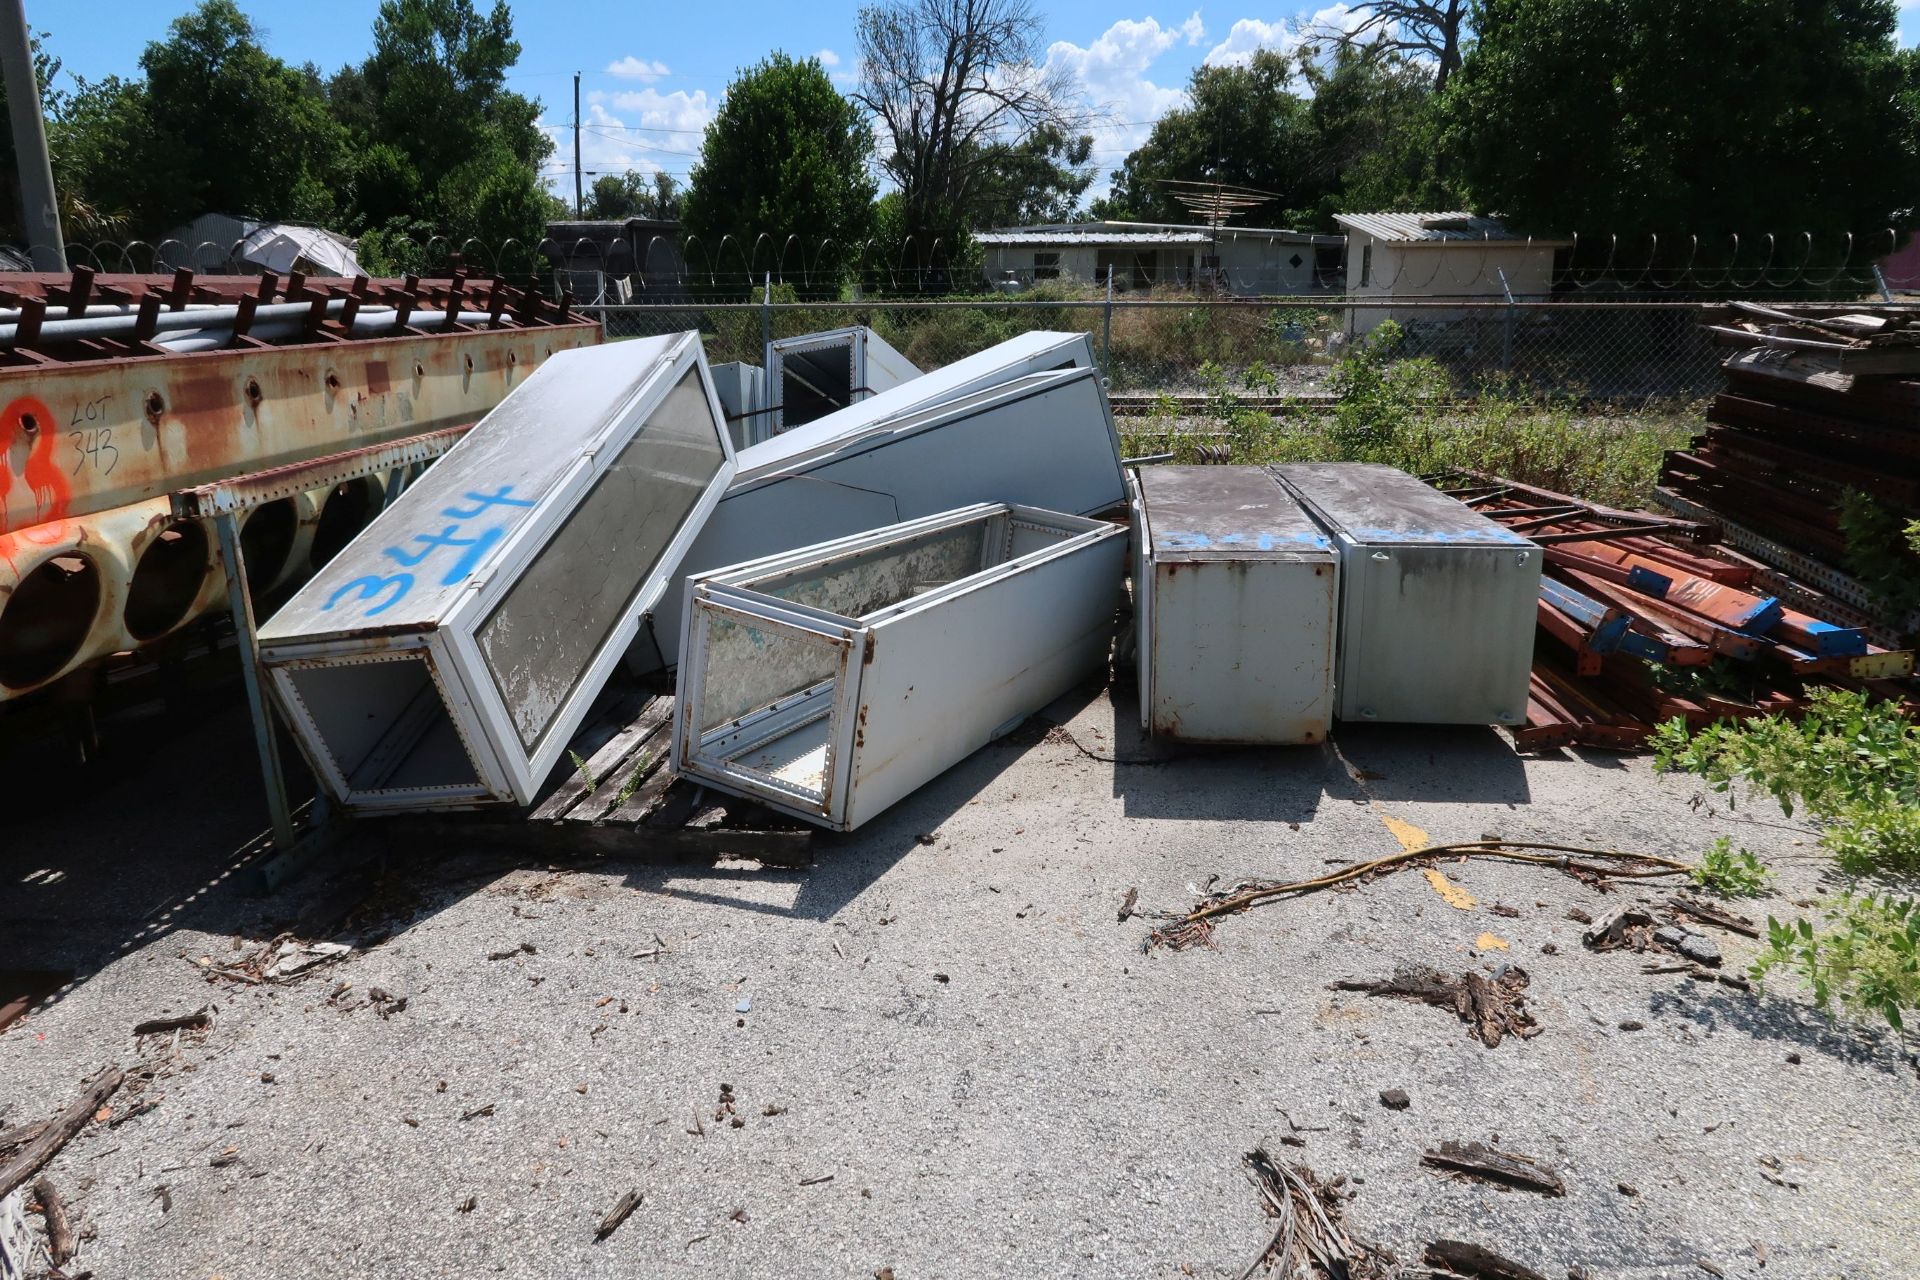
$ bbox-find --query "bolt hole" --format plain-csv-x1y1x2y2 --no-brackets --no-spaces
145,392,165,420
325,372,341,392
245,377,263,406
18,412,36,434
413,362,424,379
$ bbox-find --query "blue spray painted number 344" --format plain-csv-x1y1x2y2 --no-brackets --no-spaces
322,485,538,617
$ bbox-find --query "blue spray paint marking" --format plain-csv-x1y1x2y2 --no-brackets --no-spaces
1343,525,1529,545
321,485,539,616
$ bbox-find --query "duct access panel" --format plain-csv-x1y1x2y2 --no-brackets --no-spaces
674,503,1126,830
765,326,921,433
1131,466,1338,744
1270,462,1538,726
634,351,1124,671
258,332,737,810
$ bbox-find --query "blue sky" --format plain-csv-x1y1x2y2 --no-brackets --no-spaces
35,0,1920,202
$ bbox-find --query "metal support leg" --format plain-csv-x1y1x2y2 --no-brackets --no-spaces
1102,266,1114,368
214,510,296,850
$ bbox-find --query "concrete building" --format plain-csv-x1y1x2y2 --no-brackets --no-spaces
974,221,1343,295
1332,211,1570,334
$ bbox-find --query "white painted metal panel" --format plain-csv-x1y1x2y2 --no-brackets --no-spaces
636,359,1124,670
1133,466,1337,743
1271,462,1538,725
764,325,922,433
673,503,1126,830
259,332,738,809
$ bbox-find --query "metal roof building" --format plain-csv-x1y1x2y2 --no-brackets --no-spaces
977,220,1343,295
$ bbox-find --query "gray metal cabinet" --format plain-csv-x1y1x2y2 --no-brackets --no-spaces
1270,462,1538,725
1131,466,1338,743
258,332,737,809
674,503,1126,830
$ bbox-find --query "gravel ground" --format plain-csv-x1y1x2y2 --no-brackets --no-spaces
1,687,1915,1280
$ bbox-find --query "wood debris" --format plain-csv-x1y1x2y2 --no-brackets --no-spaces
1240,1149,1392,1280
1421,1141,1566,1196
1667,894,1760,939
0,1067,124,1201
595,1189,642,1241
1330,966,1540,1048
1424,1238,1548,1280
30,1177,73,1268
132,1008,211,1038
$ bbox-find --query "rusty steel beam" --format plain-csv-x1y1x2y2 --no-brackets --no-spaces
0,320,596,535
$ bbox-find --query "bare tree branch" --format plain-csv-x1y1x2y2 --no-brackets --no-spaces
1299,0,1470,92
856,0,1091,239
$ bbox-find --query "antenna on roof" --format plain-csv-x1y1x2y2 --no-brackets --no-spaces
1155,178,1278,229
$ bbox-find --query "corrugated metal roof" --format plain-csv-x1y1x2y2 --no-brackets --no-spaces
975,230,1215,247
1332,212,1571,246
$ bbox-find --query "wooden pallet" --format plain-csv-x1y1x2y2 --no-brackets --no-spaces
514,681,815,866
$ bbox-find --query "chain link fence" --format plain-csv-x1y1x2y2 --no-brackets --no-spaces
582,295,1732,403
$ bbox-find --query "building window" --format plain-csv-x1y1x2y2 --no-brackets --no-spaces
1361,243,1373,287
1033,251,1061,280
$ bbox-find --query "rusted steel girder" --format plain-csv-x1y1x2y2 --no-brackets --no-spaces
0,321,596,534
0,269,599,704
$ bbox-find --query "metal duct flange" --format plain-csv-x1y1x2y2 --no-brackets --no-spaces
0,545,106,691
124,518,213,642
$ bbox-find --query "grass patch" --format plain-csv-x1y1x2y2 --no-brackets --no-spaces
1119,322,1697,509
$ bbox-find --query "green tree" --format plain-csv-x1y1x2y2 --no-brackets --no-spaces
682,54,876,282
970,125,1097,228
1294,45,1456,222
53,0,348,238
1443,0,1920,243
1093,51,1322,225
355,0,554,250
587,170,684,221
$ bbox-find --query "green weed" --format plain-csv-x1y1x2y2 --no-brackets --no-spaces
1755,894,1920,1031
1691,836,1775,897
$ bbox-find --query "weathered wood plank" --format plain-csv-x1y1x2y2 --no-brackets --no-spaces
560,700,676,824
530,691,663,822
0,1068,124,1202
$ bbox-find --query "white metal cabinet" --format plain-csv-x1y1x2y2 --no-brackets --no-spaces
634,357,1125,671
1131,466,1338,743
764,326,921,433
258,332,738,809
708,360,768,450
674,503,1126,830
1270,462,1538,725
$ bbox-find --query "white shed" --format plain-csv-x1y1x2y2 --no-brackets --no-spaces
1333,212,1570,335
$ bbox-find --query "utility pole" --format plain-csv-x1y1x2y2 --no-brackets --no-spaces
573,71,583,218
0,0,62,270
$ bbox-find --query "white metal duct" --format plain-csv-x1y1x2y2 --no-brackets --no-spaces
1270,462,1539,725
1132,466,1339,744
764,325,921,434
633,353,1124,671
708,360,768,451
258,332,738,810
674,503,1127,830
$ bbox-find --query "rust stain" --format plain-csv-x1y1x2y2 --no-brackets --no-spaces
365,360,391,396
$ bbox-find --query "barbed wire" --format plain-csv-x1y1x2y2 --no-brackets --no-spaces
18,227,1915,301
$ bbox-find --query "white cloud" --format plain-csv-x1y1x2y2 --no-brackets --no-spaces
605,56,671,82
815,48,842,67
1203,5,1353,67
1045,14,1207,197
592,87,716,134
